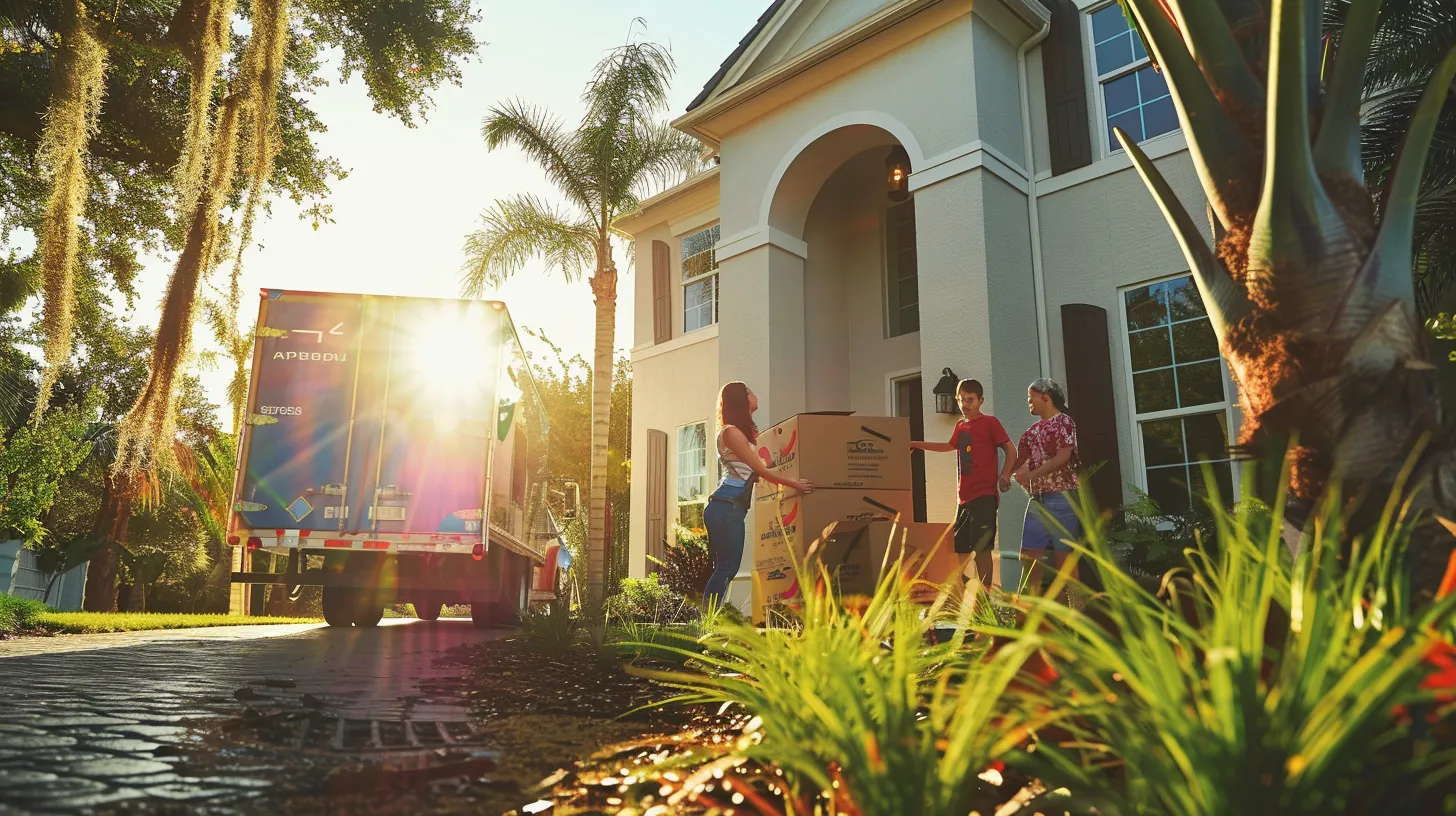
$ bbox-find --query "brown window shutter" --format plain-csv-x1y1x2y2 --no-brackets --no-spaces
1041,0,1093,175
645,429,668,572
652,241,672,344
1060,304,1123,514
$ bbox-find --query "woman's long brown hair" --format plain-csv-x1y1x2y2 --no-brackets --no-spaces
717,381,758,444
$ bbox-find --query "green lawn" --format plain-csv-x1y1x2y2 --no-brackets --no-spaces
0,595,319,636
34,612,322,634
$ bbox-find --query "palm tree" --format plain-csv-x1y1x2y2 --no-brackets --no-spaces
1112,0,1456,594
1326,0,1456,314
460,31,701,605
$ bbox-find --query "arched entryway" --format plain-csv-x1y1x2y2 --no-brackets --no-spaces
764,123,927,517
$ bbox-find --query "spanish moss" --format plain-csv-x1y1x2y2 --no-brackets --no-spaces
174,0,239,219
230,0,291,284
115,0,291,474
32,0,108,421
114,96,243,475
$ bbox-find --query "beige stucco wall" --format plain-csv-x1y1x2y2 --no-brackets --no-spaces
1035,142,1216,504
971,16,1028,167
627,334,720,577
718,10,985,237
789,0,895,60
622,180,725,590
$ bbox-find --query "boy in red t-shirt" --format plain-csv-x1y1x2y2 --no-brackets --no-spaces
910,379,1017,589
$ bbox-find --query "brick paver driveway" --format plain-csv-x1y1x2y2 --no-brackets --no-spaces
0,619,506,814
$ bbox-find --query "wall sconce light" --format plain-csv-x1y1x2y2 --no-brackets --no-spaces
885,145,911,202
933,367,960,415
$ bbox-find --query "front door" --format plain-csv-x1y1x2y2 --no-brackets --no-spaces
894,376,927,523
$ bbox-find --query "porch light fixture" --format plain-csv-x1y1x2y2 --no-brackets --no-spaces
886,145,911,202
933,368,960,415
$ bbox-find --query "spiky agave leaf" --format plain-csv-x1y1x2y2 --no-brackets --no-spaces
1247,0,1362,330
1313,0,1385,182
1115,129,1253,351
1364,47,1456,306
1120,0,1261,233
32,0,108,421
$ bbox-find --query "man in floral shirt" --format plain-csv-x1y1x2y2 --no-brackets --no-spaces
1013,378,1081,601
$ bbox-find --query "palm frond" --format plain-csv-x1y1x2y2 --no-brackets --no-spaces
482,100,595,213
460,194,598,295
581,35,676,124
628,120,707,202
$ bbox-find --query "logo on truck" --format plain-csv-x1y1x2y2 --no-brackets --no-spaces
269,321,347,361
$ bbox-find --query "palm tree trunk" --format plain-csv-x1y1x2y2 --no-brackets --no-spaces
586,251,618,607
83,470,132,612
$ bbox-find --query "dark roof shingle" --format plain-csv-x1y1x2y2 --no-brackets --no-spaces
685,0,790,112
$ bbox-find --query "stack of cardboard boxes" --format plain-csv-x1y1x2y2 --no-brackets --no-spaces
747,413,962,623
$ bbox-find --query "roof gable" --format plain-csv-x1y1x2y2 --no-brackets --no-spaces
686,0,897,113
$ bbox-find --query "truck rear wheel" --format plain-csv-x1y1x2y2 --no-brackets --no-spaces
322,586,354,627
352,591,383,627
413,597,441,621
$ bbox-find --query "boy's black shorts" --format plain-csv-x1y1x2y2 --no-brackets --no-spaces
953,495,998,555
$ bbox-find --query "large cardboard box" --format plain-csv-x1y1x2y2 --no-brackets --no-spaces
750,564,801,625
753,413,912,495
752,486,914,571
815,521,956,597
752,522,966,623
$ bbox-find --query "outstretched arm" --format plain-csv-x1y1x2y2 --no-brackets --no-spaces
721,427,815,494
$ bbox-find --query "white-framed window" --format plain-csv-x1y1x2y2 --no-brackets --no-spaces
676,422,710,530
682,225,720,334
1088,4,1178,153
884,199,919,337
1121,274,1234,513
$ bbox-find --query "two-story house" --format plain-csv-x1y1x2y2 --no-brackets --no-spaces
616,0,1239,607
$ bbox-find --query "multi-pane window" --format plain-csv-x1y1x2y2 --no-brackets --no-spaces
677,422,709,530
682,226,720,333
1090,5,1178,150
885,199,919,337
1123,275,1232,513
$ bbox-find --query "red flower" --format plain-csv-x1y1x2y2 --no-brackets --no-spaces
1423,639,1456,703
1438,548,1456,601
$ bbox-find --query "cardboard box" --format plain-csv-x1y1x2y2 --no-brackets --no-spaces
750,564,802,625
750,521,997,624
814,521,956,597
753,413,912,495
752,486,914,571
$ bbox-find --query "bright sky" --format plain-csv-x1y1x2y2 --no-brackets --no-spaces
119,1,763,412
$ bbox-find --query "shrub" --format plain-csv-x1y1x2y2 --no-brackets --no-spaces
518,595,579,656
0,594,47,635
654,528,712,599
604,574,692,623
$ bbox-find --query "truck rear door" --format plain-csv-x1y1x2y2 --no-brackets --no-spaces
233,290,364,532
344,297,500,540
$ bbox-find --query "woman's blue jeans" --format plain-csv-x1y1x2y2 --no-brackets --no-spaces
703,480,748,607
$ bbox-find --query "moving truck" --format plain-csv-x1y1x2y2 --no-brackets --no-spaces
227,290,571,628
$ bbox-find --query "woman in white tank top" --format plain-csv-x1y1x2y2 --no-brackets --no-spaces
702,382,814,609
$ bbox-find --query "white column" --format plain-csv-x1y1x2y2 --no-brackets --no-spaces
716,231,810,427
